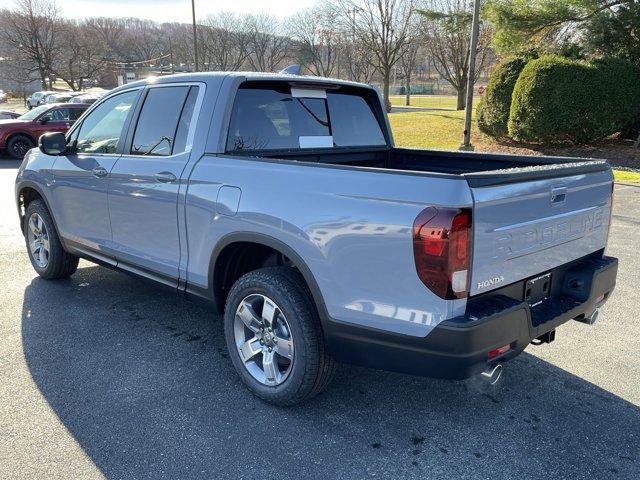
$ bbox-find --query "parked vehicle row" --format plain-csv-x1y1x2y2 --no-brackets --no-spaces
15,72,618,405
0,103,89,159
0,90,105,159
26,90,105,110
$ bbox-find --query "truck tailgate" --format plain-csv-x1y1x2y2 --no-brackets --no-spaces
467,166,613,296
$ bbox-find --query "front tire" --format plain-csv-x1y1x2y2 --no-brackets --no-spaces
7,135,34,160
224,267,336,406
24,199,79,279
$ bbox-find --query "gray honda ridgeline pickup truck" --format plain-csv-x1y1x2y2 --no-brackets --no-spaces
16,72,618,405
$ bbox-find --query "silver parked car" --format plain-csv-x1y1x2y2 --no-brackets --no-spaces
15,72,618,405
68,93,103,105
25,91,54,109
43,92,82,104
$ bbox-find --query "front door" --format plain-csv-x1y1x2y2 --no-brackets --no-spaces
108,84,200,282
50,89,140,258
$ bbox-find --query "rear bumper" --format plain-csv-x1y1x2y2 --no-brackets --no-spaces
327,255,618,380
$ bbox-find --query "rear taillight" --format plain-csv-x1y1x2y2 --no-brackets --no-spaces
413,207,472,299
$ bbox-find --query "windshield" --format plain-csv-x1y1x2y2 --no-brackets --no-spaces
18,105,49,121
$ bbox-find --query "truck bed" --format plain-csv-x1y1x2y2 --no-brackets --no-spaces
258,147,610,186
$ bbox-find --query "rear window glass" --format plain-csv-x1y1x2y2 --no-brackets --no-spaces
226,84,386,152
327,92,387,147
131,86,190,156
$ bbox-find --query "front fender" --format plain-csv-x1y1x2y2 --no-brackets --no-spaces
15,150,58,236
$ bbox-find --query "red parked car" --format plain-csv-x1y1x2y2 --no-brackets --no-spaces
0,103,89,159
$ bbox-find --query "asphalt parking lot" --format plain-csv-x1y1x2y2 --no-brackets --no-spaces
1,159,639,480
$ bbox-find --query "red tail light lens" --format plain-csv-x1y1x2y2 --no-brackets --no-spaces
488,344,511,359
413,207,472,299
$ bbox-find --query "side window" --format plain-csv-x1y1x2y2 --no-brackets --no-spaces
75,90,138,154
69,108,85,121
130,86,190,156
49,108,71,121
173,86,199,154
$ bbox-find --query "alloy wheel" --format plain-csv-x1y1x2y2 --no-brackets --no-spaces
27,213,50,268
233,294,294,386
12,140,30,158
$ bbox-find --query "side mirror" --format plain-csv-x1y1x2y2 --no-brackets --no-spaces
40,116,50,124
39,132,67,156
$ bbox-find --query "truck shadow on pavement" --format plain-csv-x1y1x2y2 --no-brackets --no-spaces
21,265,640,480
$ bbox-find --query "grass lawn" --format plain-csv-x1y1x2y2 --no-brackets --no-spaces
613,170,640,183
389,94,460,110
388,95,640,183
389,108,471,151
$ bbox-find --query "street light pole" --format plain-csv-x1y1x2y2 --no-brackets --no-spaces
191,0,198,72
460,0,481,151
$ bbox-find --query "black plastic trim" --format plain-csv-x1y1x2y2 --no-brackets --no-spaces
201,232,332,333
326,255,618,380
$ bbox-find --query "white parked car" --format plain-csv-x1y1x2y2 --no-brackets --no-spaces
43,92,81,104
26,91,54,109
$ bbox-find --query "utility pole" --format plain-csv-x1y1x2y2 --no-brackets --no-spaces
191,0,198,72
460,0,481,151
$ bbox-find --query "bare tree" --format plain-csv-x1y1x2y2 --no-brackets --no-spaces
53,21,109,90
336,0,417,111
287,5,342,77
85,17,126,58
161,22,195,71
199,12,249,71
419,0,491,110
245,14,290,72
399,42,421,105
0,0,60,89
121,18,165,64
343,38,377,82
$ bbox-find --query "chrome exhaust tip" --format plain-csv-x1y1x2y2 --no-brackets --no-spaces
576,307,600,326
480,364,503,385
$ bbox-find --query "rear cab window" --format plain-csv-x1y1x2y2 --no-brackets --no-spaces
226,82,387,153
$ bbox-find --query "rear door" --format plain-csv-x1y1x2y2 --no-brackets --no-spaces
467,167,613,296
108,84,201,283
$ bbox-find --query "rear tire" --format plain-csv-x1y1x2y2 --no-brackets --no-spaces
7,135,34,160
224,266,337,406
24,199,79,279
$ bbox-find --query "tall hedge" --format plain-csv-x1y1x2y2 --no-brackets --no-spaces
508,55,640,144
477,56,530,138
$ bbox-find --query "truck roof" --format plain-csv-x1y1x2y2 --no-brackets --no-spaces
111,71,375,94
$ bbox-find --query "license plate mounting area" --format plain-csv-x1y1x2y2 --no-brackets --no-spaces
524,272,552,307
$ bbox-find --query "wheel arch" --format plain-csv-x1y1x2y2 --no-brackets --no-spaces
207,232,331,331
16,181,61,240
7,131,37,147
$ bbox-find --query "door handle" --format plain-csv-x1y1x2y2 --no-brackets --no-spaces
92,166,108,178
155,171,177,183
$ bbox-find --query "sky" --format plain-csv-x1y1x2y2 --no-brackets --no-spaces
56,0,318,22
